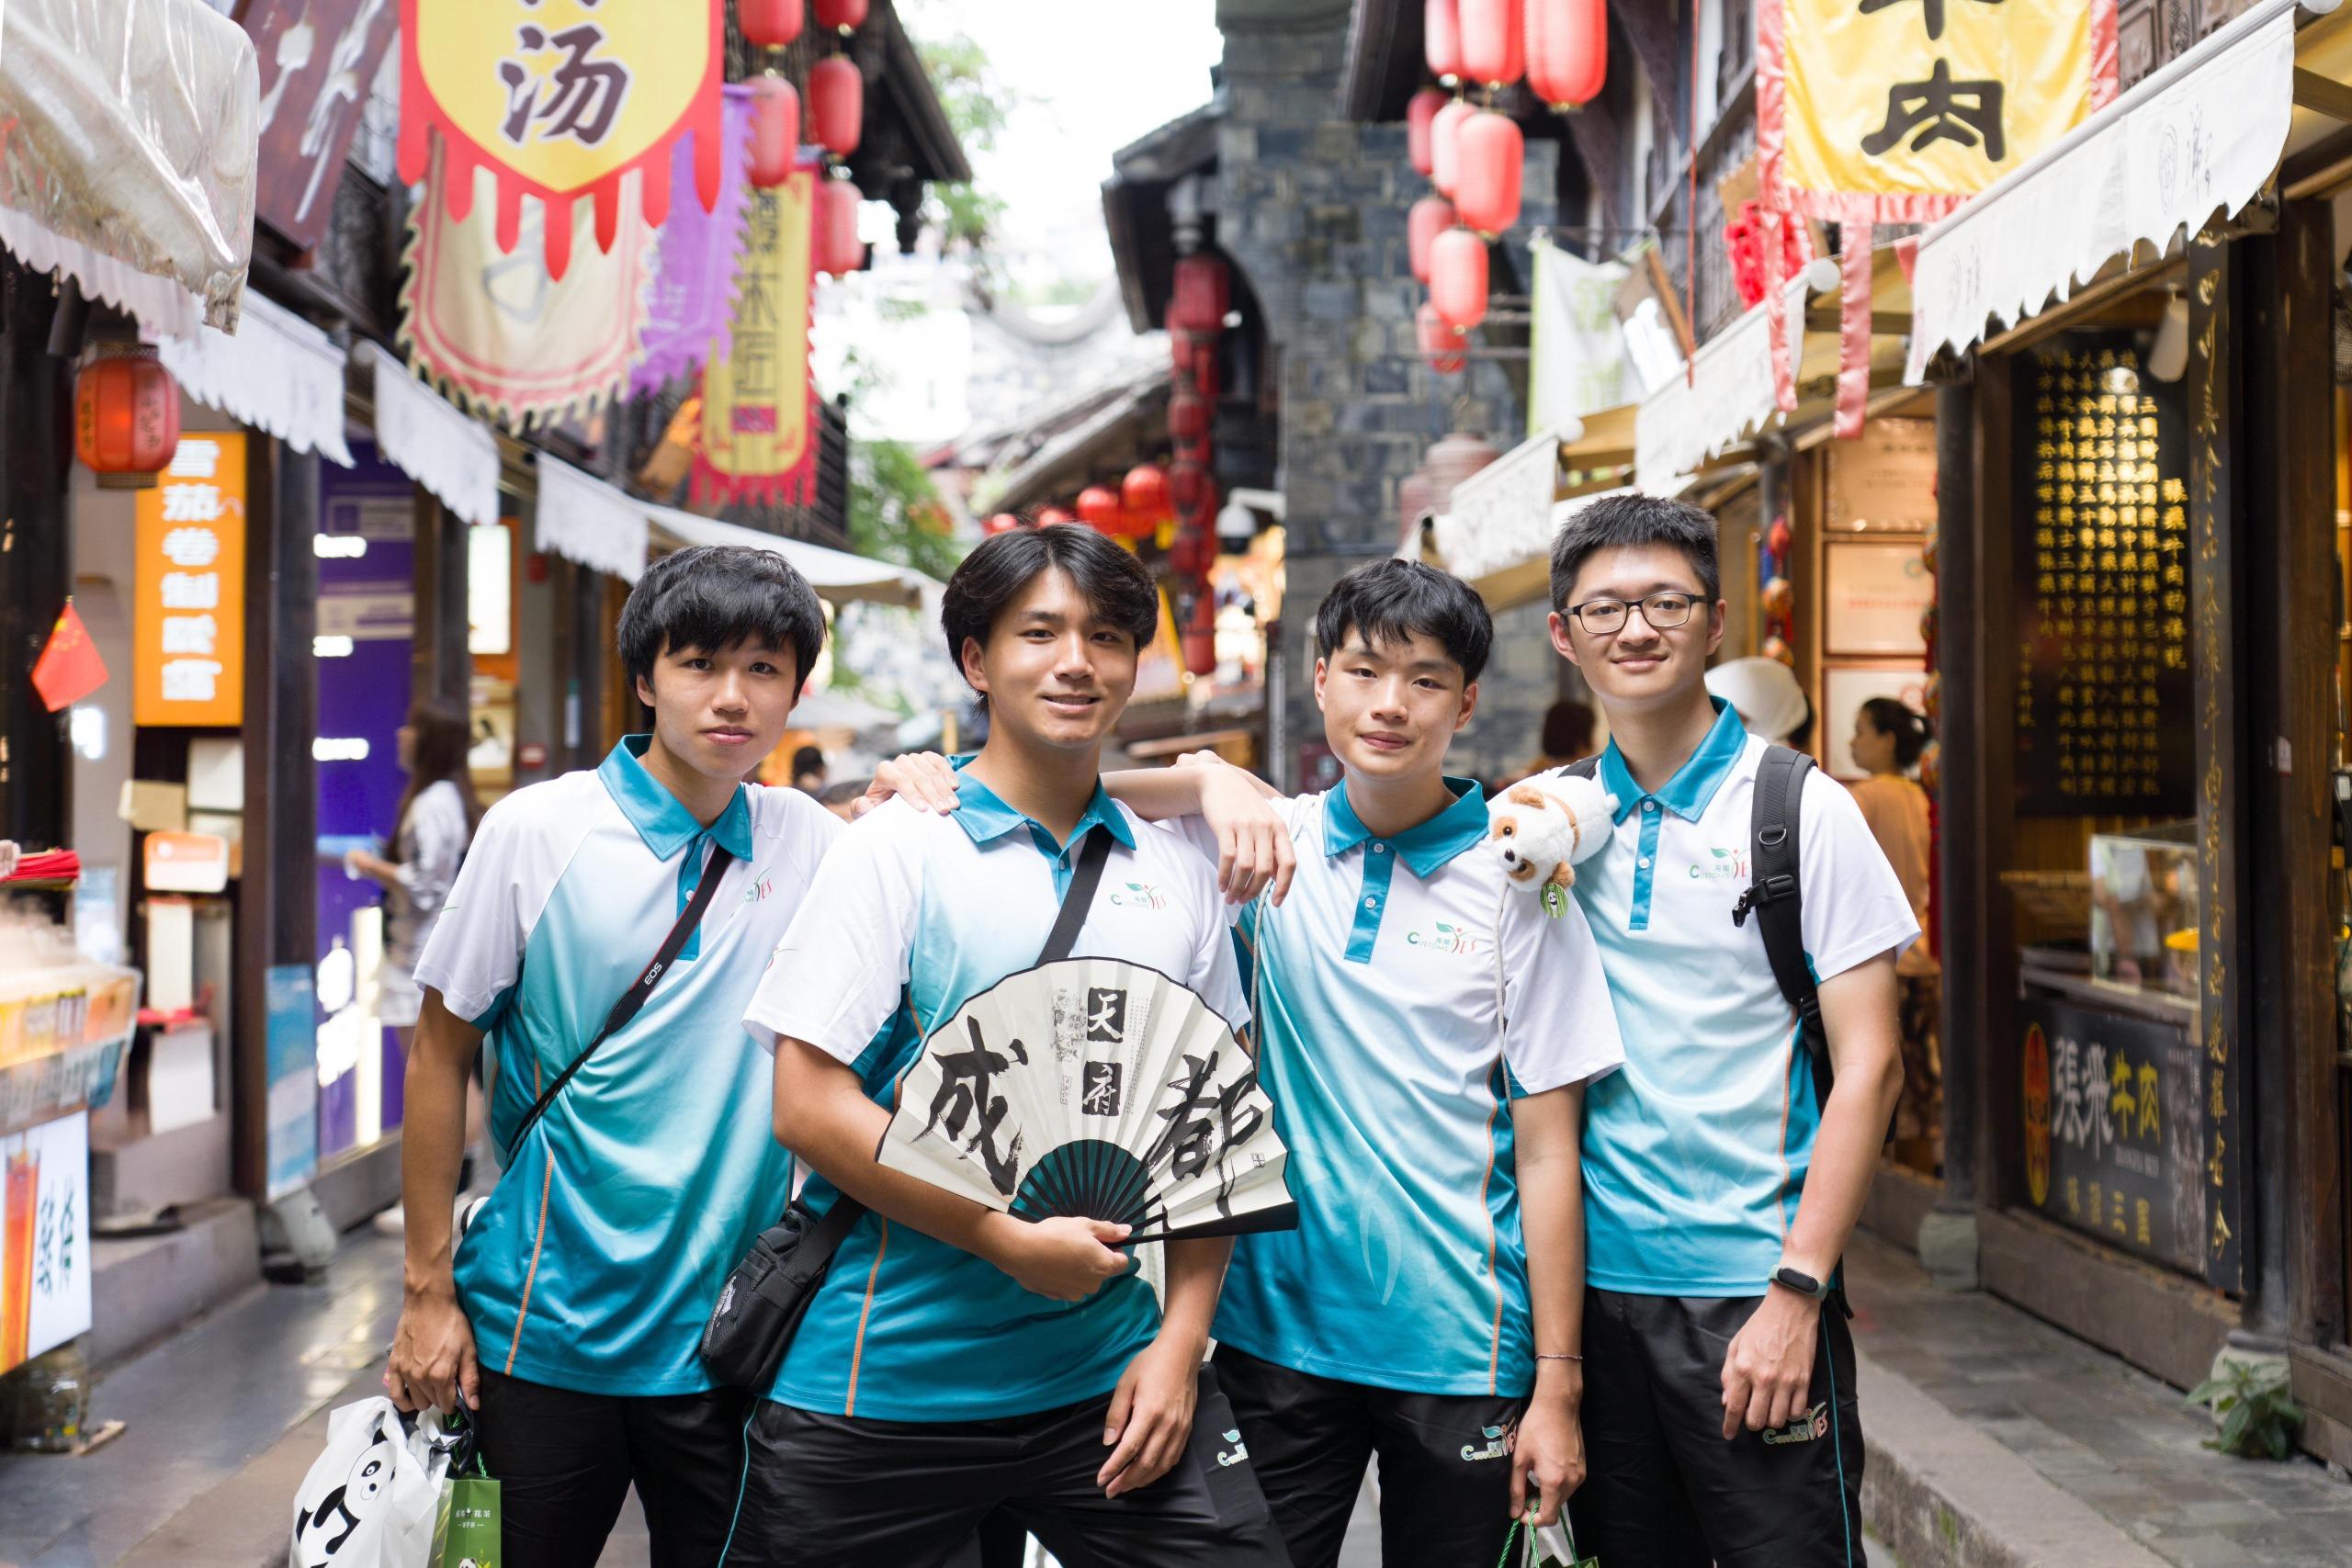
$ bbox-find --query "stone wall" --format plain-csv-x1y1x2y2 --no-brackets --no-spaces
1215,1,1557,789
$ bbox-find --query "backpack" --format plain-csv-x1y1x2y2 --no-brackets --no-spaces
1565,744,1832,1113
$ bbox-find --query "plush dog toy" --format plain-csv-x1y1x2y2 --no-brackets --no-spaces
1487,774,1619,917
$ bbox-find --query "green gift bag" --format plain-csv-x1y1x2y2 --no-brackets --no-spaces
426,1411,501,1568
1498,1515,1599,1568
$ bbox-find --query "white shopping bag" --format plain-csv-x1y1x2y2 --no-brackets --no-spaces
288,1396,452,1568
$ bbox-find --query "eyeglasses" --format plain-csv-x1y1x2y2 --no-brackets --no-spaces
1566,592,1700,636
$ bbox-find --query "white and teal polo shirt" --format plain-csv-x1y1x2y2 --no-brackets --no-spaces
1569,700,1918,1298
413,737,839,1396
742,777,1248,1422
1174,780,1623,1398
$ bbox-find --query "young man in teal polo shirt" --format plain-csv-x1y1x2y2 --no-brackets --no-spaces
386,546,845,1568
1546,493,1917,1567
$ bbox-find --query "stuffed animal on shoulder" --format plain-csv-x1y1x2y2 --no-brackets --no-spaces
1487,773,1619,917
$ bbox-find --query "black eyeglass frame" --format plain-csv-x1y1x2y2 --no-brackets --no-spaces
1564,591,1702,635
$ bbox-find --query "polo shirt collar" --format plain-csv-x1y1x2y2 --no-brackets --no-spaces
1598,698,1748,825
952,764,1136,854
597,735,755,863
1323,777,1487,877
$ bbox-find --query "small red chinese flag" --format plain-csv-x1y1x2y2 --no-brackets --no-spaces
29,602,107,711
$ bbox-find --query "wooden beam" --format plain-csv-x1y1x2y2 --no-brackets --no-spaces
1972,352,2024,1209
1934,377,1983,1210
0,262,72,850
2293,67,2352,124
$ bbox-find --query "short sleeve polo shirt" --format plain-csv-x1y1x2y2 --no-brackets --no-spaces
1177,780,1623,1397
742,776,1249,1423
1569,700,1919,1297
413,737,840,1396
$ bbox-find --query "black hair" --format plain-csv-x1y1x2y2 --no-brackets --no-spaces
617,545,826,692
1541,699,1597,761
1548,492,1723,613
791,745,825,779
940,525,1159,698
1859,696,1932,770
1313,558,1494,684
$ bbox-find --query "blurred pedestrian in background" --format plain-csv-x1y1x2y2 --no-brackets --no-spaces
1849,697,1941,1167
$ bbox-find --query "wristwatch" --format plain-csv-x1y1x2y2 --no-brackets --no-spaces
1770,1265,1830,1302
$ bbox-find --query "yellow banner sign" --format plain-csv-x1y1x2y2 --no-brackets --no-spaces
695,168,817,505
398,0,721,278
1763,0,2116,215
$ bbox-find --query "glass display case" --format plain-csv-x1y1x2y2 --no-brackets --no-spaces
2088,821,2199,997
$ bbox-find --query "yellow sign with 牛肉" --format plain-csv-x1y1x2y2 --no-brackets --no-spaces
134,434,248,729
1778,0,2108,201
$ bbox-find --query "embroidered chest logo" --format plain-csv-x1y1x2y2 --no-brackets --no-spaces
1110,881,1169,910
1761,1403,1830,1447
741,876,775,904
1460,1424,1510,1462
1406,920,1487,957
1687,846,1748,883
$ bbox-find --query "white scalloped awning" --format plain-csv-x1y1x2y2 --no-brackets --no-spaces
153,292,353,465
536,457,650,584
366,344,501,528
1905,0,2327,382
0,0,258,337
648,504,941,609
1635,267,1831,491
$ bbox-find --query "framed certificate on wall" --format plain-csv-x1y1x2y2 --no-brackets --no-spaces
1824,539,1933,657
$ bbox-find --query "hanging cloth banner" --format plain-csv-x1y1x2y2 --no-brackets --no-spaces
398,135,661,428
365,343,502,527
1758,0,2118,434
397,0,723,280
629,84,755,399
693,162,818,507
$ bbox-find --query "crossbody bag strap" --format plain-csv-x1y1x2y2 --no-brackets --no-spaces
509,844,736,1150
1735,745,1830,1110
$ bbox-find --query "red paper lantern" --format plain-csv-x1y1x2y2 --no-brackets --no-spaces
1430,96,1476,198
1453,111,1522,237
1182,591,1218,676
983,512,1023,536
813,0,866,31
808,55,862,157
1425,0,1464,83
1527,0,1607,110
739,0,805,50
1169,460,1210,513
1169,390,1212,446
1171,525,1216,580
746,75,798,189
1418,301,1466,375
1122,463,1170,520
1036,506,1076,526
1170,255,1231,335
1186,338,1222,400
1077,485,1125,534
1408,196,1456,285
74,345,180,489
1407,88,1449,178
1459,0,1523,88
1430,228,1488,333
815,175,864,276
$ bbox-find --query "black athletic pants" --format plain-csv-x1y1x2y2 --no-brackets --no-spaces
1567,1288,1867,1568
473,1367,752,1568
721,1365,1290,1567
1214,1342,1522,1568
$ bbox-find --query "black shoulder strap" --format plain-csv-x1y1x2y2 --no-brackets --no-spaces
1562,756,1601,780
1733,745,1829,1108
1038,827,1114,966
509,845,736,1149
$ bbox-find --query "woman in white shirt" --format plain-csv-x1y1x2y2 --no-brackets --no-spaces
345,699,480,1044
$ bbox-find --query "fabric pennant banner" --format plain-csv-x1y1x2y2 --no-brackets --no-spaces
399,135,661,429
1758,0,2119,434
693,162,818,507
397,0,723,280
629,84,754,400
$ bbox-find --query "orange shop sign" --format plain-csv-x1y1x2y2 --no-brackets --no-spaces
134,434,247,728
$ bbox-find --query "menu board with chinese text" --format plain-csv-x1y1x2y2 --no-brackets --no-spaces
2012,338,2192,816
134,434,248,728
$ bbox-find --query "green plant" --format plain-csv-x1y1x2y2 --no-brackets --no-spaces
2186,1362,2305,1460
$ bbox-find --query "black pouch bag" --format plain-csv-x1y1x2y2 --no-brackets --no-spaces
699,828,1115,1391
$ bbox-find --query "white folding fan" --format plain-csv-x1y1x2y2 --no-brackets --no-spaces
877,956,1295,1242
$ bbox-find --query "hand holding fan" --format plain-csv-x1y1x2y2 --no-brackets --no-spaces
877,957,1295,1243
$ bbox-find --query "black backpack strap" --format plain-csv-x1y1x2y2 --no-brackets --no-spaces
508,844,736,1150
1733,745,1830,1111
1038,828,1114,965
1561,756,1601,781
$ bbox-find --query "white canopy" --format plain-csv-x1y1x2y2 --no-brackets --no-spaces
1634,265,1833,491
1905,0,2329,382
153,292,353,466
0,0,258,337
536,457,652,584
648,505,941,609
366,344,502,528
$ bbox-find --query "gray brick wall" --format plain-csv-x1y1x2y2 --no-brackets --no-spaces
1215,8,1556,788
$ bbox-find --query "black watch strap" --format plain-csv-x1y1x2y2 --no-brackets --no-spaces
1771,1265,1829,1301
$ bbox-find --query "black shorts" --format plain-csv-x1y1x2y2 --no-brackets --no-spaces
720,1364,1289,1568
473,1367,751,1568
1567,1288,1866,1568
1214,1342,1523,1568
